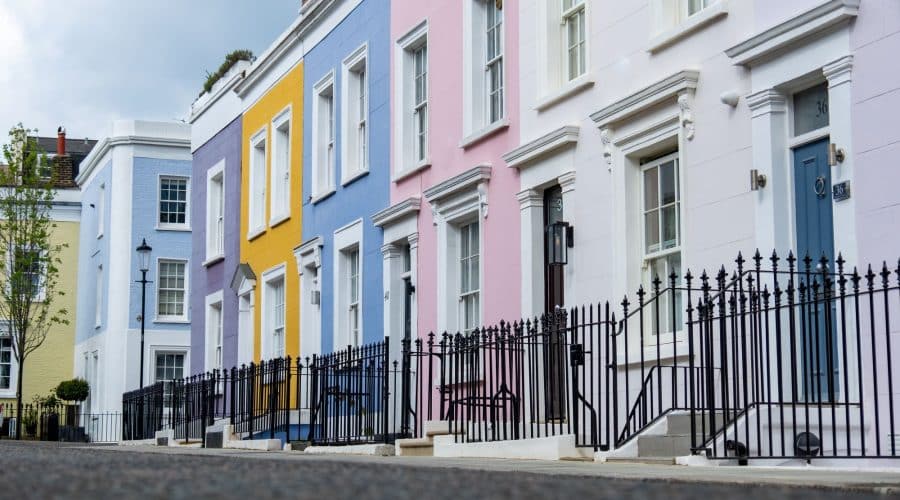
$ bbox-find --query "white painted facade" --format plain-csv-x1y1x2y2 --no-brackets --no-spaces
73,120,192,414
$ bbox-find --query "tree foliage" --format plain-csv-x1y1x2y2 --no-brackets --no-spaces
55,378,90,402
0,124,68,436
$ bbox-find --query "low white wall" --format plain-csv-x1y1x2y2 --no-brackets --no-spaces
433,434,592,460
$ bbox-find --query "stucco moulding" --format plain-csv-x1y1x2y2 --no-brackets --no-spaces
502,125,580,170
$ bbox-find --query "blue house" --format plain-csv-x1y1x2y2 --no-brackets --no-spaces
74,120,193,413
297,0,390,358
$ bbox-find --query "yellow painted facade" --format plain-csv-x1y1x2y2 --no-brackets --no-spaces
241,62,304,362
0,218,79,407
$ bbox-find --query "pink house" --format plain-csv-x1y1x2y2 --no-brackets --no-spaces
374,0,521,360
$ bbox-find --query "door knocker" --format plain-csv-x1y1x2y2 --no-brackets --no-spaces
814,176,827,198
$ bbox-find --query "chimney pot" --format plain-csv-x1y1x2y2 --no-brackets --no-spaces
57,126,66,156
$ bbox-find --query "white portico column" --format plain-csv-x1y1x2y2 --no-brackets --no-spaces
558,171,577,307
747,89,790,257
382,243,402,362
518,189,544,320
823,55,856,267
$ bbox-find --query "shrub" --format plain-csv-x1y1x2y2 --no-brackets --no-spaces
55,378,90,402
202,50,253,95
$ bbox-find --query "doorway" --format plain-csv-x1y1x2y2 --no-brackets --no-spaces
543,185,566,420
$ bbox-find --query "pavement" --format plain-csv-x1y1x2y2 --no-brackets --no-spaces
1,440,900,499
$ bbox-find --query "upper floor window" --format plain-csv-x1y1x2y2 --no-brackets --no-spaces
159,177,189,230
97,183,105,238
687,0,713,16
157,259,188,321
271,109,291,222
206,162,225,261
342,45,369,183
248,131,267,237
486,1,504,123
38,154,55,180
464,1,505,137
563,0,586,82
395,23,429,176
10,246,45,301
650,0,723,38
313,74,336,198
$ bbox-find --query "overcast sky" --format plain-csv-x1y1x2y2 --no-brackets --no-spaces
0,0,298,142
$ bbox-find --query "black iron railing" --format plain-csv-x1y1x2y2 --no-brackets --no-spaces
229,357,298,441
1,403,121,443
123,383,166,441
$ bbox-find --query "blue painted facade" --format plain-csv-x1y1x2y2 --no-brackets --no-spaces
74,161,112,344
190,116,243,374
302,0,390,352
129,157,194,331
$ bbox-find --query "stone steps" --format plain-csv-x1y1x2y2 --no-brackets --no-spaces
396,420,457,457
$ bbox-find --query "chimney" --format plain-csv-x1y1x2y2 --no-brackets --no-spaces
57,126,66,156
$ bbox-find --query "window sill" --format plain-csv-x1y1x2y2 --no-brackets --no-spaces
156,225,192,233
310,189,336,205
460,119,510,150
647,1,728,54
0,390,15,399
203,255,225,267
269,213,290,228
154,318,190,325
246,227,266,242
392,161,432,183
534,74,595,113
341,169,369,187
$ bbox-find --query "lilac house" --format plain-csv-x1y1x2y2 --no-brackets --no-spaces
189,60,251,375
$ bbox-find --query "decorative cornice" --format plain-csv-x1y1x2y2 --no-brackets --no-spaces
75,135,191,187
407,232,419,248
502,125,580,169
590,70,700,129
678,94,695,141
823,55,853,87
558,171,577,193
423,165,492,204
230,263,257,294
516,189,543,209
725,0,859,67
599,128,613,169
381,243,400,259
294,236,324,270
746,89,787,115
371,196,421,228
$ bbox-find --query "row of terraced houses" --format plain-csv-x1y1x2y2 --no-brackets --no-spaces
37,0,900,467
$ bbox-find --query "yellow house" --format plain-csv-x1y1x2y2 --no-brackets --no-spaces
0,177,80,416
237,62,304,363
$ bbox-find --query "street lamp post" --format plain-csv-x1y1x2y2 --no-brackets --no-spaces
136,239,153,389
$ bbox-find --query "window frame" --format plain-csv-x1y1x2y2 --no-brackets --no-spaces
205,160,226,263
346,247,361,348
341,44,370,185
205,291,225,373
0,334,12,392
37,153,55,181
333,219,364,350
394,22,430,178
8,245,47,303
270,106,292,224
261,265,287,360
312,72,337,200
97,183,105,239
247,127,268,239
562,0,587,83
413,44,429,165
154,350,186,408
157,175,191,231
155,258,189,323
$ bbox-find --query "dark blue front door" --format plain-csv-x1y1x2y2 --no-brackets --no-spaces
792,138,838,401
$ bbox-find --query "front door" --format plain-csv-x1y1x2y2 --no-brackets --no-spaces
792,137,838,401
543,186,566,420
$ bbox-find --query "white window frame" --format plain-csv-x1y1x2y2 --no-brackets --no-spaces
394,22,430,178
562,0,587,83
341,44,369,185
156,258,189,323
312,72,336,201
639,151,683,339
205,160,225,263
97,183,105,239
270,107,292,224
248,127,268,239
261,264,287,360
463,1,507,140
647,0,727,51
0,327,15,396
205,290,224,373
153,350,187,408
95,265,103,328
8,245,47,302
157,175,191,231
458,220,481,335
37,153,55,180
333,220,363,350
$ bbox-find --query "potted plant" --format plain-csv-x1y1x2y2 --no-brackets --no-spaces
55,379,89,441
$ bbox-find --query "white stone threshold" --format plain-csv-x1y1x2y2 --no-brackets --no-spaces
303,444,395,456
432,434,593,461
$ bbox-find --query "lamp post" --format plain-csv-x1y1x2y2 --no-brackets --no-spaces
136,239,152,388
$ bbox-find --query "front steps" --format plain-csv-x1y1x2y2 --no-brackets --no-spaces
396,421,453,457
628,412,721,462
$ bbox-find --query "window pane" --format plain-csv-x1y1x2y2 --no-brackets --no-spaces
793,83,829,136
643,168,659,211
660,160,677,205
662,205,678,249
645,211,660,253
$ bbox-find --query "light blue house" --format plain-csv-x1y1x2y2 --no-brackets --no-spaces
297,0,390,359
73,120,192,413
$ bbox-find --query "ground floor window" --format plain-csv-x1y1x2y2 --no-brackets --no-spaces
0,337,11,390
155,352,185,407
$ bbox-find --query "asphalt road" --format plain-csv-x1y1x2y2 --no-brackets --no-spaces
0,441,896,500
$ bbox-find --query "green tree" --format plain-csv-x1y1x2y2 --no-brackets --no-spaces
0,124,68,439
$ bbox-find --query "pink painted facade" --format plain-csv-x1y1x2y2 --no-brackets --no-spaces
389,1,521,338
